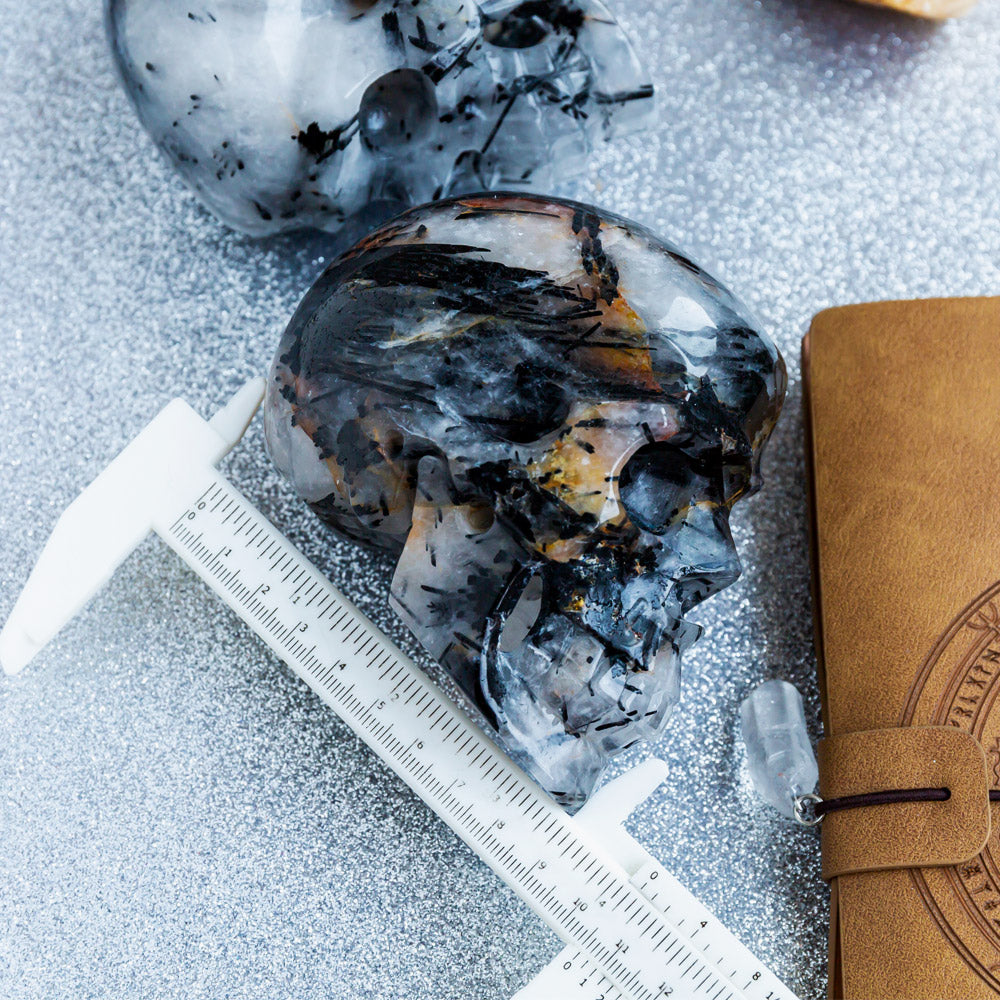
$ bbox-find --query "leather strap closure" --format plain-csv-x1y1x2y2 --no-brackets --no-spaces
818,726,991,880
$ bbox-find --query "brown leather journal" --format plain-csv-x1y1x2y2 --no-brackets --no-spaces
805,298,1000,1000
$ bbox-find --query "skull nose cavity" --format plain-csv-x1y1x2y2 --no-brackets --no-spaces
618,441,696,533
359,68,438,152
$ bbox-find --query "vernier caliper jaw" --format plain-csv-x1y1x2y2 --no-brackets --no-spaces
577,758,672,872
0,378,264,676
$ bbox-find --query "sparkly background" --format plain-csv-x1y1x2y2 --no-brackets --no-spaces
2,2,999,998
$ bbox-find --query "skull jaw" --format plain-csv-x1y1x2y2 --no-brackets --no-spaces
388,462,711,809
480,599,700,810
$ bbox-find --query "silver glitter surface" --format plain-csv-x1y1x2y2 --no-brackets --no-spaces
1,2,999,998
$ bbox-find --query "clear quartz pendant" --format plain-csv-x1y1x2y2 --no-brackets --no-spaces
740,680,819,821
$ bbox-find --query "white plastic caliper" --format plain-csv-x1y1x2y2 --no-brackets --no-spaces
0,381,797,1000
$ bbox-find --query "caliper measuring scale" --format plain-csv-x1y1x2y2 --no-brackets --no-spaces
0,380,798,1000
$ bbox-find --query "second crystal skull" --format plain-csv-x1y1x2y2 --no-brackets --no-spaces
265,193,786,807
105,0,652,237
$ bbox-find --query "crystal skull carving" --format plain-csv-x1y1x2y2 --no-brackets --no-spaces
105,0,652,238
265,193,786,808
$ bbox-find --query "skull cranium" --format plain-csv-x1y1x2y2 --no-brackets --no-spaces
265,192,786,807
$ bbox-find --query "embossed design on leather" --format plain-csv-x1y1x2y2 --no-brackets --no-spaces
989,740,1000,788
903,580,1000,989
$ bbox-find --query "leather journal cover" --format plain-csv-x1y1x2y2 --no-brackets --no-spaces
805,298,1000,1000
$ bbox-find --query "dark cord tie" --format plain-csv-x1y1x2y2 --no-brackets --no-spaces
814,786,1000,819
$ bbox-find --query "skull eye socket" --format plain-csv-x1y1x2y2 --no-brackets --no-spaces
359,68,438,152
619,442,753,533
461,361,570,443
618,443,699,534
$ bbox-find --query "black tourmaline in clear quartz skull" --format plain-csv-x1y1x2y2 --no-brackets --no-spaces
265,193,786,809
105,0,652,238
